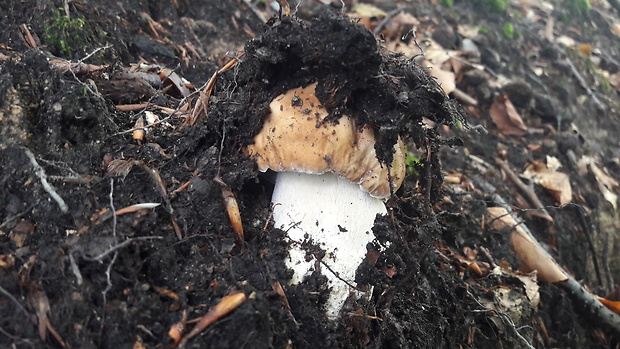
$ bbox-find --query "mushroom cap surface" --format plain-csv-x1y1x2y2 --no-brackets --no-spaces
245,83,405,199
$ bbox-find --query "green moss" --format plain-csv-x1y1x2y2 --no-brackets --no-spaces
478,27,490,34
567,0,590,17
475,0,508,12
502,22,515,39
404,146,422,175
440,0,454,8
43,8,106,57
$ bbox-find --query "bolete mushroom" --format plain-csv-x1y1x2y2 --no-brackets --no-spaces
246,83,406,314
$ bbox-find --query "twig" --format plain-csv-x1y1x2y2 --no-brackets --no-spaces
494,158,553,223
562,56,605,111
69,253,84,286
0,285,30,316
78,45,112,64
572,204,603,290
0,204,36,229
372,7,405,36
23,149,69,214
243,0,267,23
99,179,117,344
81,236,163,262
561,278,620,339
479,246,498,269
185,53,244,126
490,193,620,340
467,290,535,348
319,260,363,292
452,87,478,106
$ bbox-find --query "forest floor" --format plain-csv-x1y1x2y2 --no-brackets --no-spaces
1,0,619,348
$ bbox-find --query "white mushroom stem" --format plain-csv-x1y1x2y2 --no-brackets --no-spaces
244,83,406,315
272,172,387,315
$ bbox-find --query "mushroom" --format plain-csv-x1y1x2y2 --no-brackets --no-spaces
245,83,406,315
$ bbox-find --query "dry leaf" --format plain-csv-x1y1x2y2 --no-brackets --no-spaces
611,23,620,37
537,172,572,204
516,273,540,307
555,35,576,47
596,296,620,314
590,163,619,210
489,94,528,135
382,12,419,40
424,62,456,94
577,43,591,57
422,38,454,65
457,24,481,38
545,155,562,171
351,3,387,18
350,4,386,31
610,72,620,91
487,207,567,282
577,156,619,210
522,161,572,205
159,69,191,98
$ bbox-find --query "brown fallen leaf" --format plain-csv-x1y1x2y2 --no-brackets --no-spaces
590,163,619,210
596,296,620,314
522,160,572,205
349,3,386,31
424,62,456,95
516,273,540,307
487,206,567,282
489,94,527,135
611,23,620,37
611,72,620,91
578,156,619,210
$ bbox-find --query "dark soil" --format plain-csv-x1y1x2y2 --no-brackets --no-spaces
1,0,619,348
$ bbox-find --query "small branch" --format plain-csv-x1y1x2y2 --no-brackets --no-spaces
80,236,163,262
494,158,553,223
561,278,620,339
562,56,605,111
23,149,69,214
372,7,405,36
319,260,363,292
490,193,620,340
451,87,478,106
0,204,36,230
0,285,30,316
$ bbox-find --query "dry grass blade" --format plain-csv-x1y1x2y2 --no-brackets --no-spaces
185,54,244,126
114,203,160,216
181,293,247,343
214,176,244,246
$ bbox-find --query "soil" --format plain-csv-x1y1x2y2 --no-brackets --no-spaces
1,0,619,348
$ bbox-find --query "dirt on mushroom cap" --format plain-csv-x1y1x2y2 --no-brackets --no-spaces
209,10,465,205
244,83,406,199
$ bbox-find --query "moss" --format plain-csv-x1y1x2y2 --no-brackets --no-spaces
502,22,515,39
475,0,508,12
567,0,591,17
43,8,107,58
404,146,421,175
440,0,454,8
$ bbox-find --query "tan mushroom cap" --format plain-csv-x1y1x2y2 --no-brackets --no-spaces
245,83,406,199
